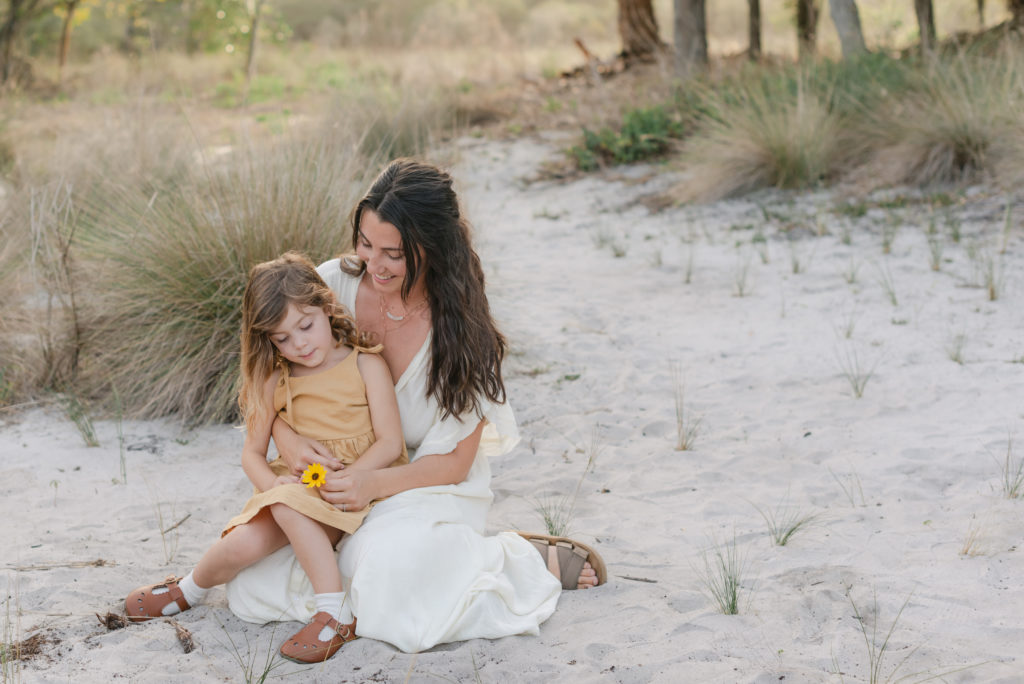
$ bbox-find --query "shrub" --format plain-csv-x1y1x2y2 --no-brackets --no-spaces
569,105,685,170
72,127,384,424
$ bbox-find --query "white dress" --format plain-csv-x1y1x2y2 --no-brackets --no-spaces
224,260,561,653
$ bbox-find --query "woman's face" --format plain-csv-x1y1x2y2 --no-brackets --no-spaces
356,209,415,297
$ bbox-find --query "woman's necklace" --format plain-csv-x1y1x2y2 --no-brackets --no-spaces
378,295,428,335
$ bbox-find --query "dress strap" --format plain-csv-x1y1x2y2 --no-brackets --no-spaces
280,362,294,418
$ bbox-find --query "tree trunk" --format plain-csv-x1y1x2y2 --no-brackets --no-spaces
748,0,761,61
976,0,985,29
673,0,707,78
57,0,79,82
796,0,820,59
244,0,265,89
1009,0,1024,26
2,0,34,84
618,0,662,60
914,0,936,52
829,0,866,58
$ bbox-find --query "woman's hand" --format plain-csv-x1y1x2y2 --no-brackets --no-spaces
319,469,381,512
273,417,343,474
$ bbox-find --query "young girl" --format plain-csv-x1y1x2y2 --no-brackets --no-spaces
124,252,406,664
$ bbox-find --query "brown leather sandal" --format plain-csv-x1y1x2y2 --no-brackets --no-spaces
125,575,190,622
516,532,608,590
279,612,357,664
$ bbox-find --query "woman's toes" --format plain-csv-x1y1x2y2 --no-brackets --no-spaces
577,562,599,589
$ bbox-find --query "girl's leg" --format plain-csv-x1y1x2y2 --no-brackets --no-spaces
127,508,288,621
192,508,290,588
267,503,344,593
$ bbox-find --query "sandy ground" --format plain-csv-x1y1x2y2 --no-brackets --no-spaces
2,134,1023,682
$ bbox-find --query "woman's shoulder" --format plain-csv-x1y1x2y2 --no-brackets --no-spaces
317,257,360,307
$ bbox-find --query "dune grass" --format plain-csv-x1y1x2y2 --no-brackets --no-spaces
695,533,751,616
751,499,821,546
533,427,602,537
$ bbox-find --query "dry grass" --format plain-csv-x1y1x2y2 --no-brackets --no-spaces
680,73,849,201
865,46,1024,186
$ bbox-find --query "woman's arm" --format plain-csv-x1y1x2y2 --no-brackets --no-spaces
319,419,485,510
346,353,404,472
241,373,297,491
272,413,342,474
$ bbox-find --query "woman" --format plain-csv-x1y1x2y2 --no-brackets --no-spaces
225,159,605,654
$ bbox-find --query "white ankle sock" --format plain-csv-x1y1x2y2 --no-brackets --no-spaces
155,571,208,616
314,592,352,641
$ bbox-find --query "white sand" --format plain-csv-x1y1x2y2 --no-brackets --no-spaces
2,135,1023,682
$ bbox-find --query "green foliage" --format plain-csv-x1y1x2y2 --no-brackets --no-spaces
569,105,684,170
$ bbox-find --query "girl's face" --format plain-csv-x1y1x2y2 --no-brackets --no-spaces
269,303,335,369
356,209,416,298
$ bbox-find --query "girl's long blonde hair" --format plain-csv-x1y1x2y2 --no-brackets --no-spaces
239,252,373,431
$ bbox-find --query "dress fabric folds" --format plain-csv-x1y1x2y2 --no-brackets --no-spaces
224,260,560,653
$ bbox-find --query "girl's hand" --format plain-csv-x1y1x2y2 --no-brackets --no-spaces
320,469,380,511
272,474,300,488
274,420,343,474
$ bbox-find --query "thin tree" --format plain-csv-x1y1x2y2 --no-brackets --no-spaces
56,0,80,83
748,0,761,61
1,0,51,85
796,0,820,59
674,0,707,77
244,0,265,93
618,0,663,61
829,0,866,58
914,0,937,53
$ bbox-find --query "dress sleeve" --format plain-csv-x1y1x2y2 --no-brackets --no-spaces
316,258,359,312
412,397,519,462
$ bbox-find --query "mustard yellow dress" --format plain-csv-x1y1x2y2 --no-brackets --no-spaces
222,347,407,537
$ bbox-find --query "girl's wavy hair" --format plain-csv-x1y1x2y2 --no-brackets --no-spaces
239,252,373,431
342,158,506,420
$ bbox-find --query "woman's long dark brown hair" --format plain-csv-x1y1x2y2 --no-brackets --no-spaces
342,158,506,420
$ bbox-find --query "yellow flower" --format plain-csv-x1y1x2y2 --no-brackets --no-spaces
301,463,326,489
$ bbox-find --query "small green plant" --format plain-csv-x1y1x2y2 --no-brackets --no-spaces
49,480,59,507
945,330,967,365
216,617,293,683
533,428,602,536
842,589,916,684
834,308,860,340
998,437,1023,499
835,344,880,399
751,499,821,546
696,534,751,615
1,575,22,683
673,362,702,451
752,230,770,264
945,211,962,243
880,214,899,254
829,466,866,507
569,105,684,170
684,243,696,285
960,516,985,556
60,391,99,447
733,249,753,297
114,387,127,484
1000,201,1013,255
925,222,944,271
873,261,899,307
842,256,861,285
983,250,1005,301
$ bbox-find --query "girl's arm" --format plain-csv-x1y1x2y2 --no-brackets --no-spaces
346,353,404,472
241,372,297,492
319,419,485,511
272,414,343,474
